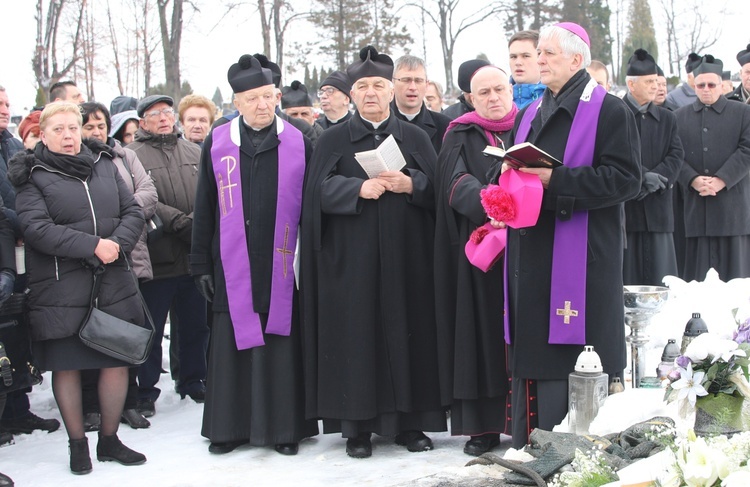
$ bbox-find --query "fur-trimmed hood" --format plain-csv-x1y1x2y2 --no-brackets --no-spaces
8,138,114,187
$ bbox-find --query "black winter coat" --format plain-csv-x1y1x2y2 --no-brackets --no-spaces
505,72,641,380
675,96,750,237
623,98,684,232
0,129,24,234
8,140,145,341
442,94,473,121
391,101,451,154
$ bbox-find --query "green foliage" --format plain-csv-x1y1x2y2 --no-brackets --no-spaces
309,0,411,70
619,0,659,85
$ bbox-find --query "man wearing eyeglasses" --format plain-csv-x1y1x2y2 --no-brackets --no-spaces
301,46,445,459
391,55,450,154
675,55,750,281
128,94,209,417
316,70,353,130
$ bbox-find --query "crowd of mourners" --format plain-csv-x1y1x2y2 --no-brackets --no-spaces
0,21,749,485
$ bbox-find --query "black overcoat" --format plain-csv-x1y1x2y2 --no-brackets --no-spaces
623,99,684,232
315,111,352,130
505,72,641,380
434,122,510,406
300,112,442,420
675,96,750,237
391,101,451,155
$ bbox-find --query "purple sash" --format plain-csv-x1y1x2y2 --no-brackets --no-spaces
211,117,305,350
505,79,605,345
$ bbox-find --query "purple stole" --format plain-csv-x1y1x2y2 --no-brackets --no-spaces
210,116,305,350
505,79,605,345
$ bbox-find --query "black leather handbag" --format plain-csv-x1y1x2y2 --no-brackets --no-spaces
79,256,155,365
0,292,42,393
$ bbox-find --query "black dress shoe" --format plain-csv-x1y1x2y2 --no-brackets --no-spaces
208,439,249,454
136,398,156,418
463,433,500,456
345,433,372,458
0,433,13,447
179,383,206,403
121,409,151,429
394,430,433,452
274,443,299,455
0,412,60,435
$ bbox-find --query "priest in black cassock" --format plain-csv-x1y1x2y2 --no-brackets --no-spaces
622,49,684,286
300,46,446,459
675,54,750,281
434,66,517,456
191,54,318,456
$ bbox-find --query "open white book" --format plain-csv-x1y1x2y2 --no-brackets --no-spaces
354,134,407,179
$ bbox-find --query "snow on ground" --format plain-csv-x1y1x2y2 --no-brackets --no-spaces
1,344,490,486
3,271,748,486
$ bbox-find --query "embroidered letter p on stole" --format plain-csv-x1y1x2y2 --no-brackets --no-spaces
211,119,305,350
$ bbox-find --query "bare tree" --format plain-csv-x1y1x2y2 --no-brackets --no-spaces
405,0,510,94
107,0,126,95
32,0,88,104
658,0,723,78
157,0,186,101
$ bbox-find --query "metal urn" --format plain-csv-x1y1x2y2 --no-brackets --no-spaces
623,286,669,388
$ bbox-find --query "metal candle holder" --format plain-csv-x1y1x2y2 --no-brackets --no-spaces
623,286,669,388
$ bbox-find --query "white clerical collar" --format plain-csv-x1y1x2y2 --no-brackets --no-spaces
398,108,419,121
326,113,347,124
360,115,387,130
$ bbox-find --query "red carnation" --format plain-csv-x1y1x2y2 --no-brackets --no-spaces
480,185,515,222
470,225,490,243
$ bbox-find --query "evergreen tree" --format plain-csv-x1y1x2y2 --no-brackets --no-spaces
212,87,223,108
309,0,411,70
560,0,612,65
304,66,311,88
309,0,373,70
619,0,658,84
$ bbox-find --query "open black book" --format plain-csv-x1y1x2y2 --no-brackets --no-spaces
483,142,562,169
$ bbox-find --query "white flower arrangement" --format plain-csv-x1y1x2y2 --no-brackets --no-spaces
656,430,750,487
548,447,618,487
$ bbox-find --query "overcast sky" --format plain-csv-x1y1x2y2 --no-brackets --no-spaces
2,0,748,115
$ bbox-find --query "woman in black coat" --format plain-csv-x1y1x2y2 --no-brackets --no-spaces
8,102,146,475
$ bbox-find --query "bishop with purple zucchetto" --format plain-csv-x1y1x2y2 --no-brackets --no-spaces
492,22,641,448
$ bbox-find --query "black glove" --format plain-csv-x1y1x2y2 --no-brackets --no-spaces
194,274,214,302
636,172,668,200
0,270,15,306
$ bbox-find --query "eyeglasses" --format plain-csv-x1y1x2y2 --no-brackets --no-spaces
695,83,718,90
144,108,175,118
393,77,426,86
317,87,337,97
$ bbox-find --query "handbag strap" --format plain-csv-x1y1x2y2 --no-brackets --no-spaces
88,249,155,334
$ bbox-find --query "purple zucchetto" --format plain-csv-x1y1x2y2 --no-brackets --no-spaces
555,22,590,48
